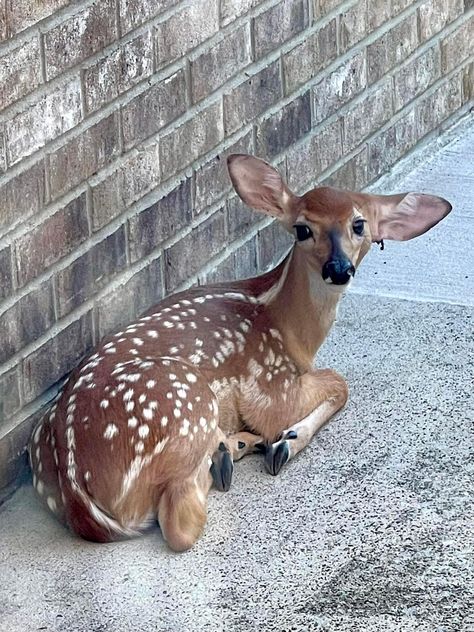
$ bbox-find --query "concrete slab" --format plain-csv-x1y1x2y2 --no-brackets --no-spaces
1,119,473,632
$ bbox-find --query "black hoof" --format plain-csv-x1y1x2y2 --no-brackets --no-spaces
210,445,233,491
264,440,290,476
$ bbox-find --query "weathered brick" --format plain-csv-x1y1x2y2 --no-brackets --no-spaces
312,51,366,124
119,0,175,34
190,24,252,104
391,0,412,14
205,237,258,283
5,0,71,37
0,279,55,365
128,177,192,262
22,311,94,404
393,46,440,112
0,37,42,112
254,0,308,60
367,0,391,30
258,220,293,271
84,30,153,113
441,17,473,74
342,78,393,153
367,13,418,85
91,143,160,231
224,61,281,135
418,0,463,43
0,367,21,421
44,0,117,80
323,147,368,191
160,102,224,181
315,0,342,16
49,112,120,200
0,246,13,301
5,76,82,166
0,1,7,41
164,209,226,291
56,226,127,317
220,0,259,26
339,0,367,53
0,161,46,234
226,195,262,242
194,131,253,213
282,19,337,95
462,61,473,104
0,126,5,173
15,192,89,286
367,110,417,181
155,0,219,69
256,92,311,161
287,120,343,192
96,257,163,337
415,74,463,139
121,69,187,150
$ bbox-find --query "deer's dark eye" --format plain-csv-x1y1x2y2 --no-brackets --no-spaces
353,219,365,236
294,224,313,241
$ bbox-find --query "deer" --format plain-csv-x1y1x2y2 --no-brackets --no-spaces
28,154,451,551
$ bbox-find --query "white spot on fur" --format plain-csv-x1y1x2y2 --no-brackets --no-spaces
104,423,119,439
100,399,109,409
128,416,138,428
161,416,168,427
47,497,57,512
146,379,156,389
138,424,150,438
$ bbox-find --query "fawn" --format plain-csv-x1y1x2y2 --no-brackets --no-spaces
29,154,451,551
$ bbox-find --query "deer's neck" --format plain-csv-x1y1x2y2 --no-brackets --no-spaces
260,246,342,369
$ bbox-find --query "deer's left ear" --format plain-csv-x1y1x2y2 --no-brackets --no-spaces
355,192,452,242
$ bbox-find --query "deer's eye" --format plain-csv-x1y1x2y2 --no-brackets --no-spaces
294,224,313,241
353,219,365,236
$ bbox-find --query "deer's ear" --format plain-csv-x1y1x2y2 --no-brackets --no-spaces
227,154,298,220
357,192,452,242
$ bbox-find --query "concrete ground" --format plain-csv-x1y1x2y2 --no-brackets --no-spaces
1,119,473,632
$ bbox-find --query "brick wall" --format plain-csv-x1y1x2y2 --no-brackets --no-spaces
0,0,472,497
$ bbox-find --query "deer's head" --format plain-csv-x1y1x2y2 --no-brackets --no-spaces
228,154,451,288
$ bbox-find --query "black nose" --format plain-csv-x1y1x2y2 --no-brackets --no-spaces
322,259,355,285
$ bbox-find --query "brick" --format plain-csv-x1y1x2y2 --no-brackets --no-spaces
0,279,55,365
220,0,259,26
56,226,127,317
391,0,412,14
84,31,153,113
5,0,71,37
367,0,391,30
0,1,6,41
205,237,258,283
312,51,366,124
129,177,192,262
91,143,160,231
0,126,5,173
97,257,164,337
342,78,393,153
121,69,187,150
367,14,418,85
119,0,175,34
160,101,224,181
253,0,308,60
0,246,13,301
44,0,117,80
15,192,89,286
418,0,463,43
0,368,21,421
393,46,440,112
190,24,252,104
441,17,473,74
224,61,281,135
282,19,337,95
49,112,120,200
155,0,219,69
339,0,367,53
323,147,368,191
315,0,342,16
5,76,82,166
258,220,293,271
22,311,94,404
226,195,262,242
194,131,253,213
0,161,45,235
0,37,42,112
415,74,463,140
367,110,417,181
287,120,343,192
256,92,311,161
462,62,473,104
164,209,226,291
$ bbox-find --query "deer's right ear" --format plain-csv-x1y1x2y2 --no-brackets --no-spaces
227,154,297,219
